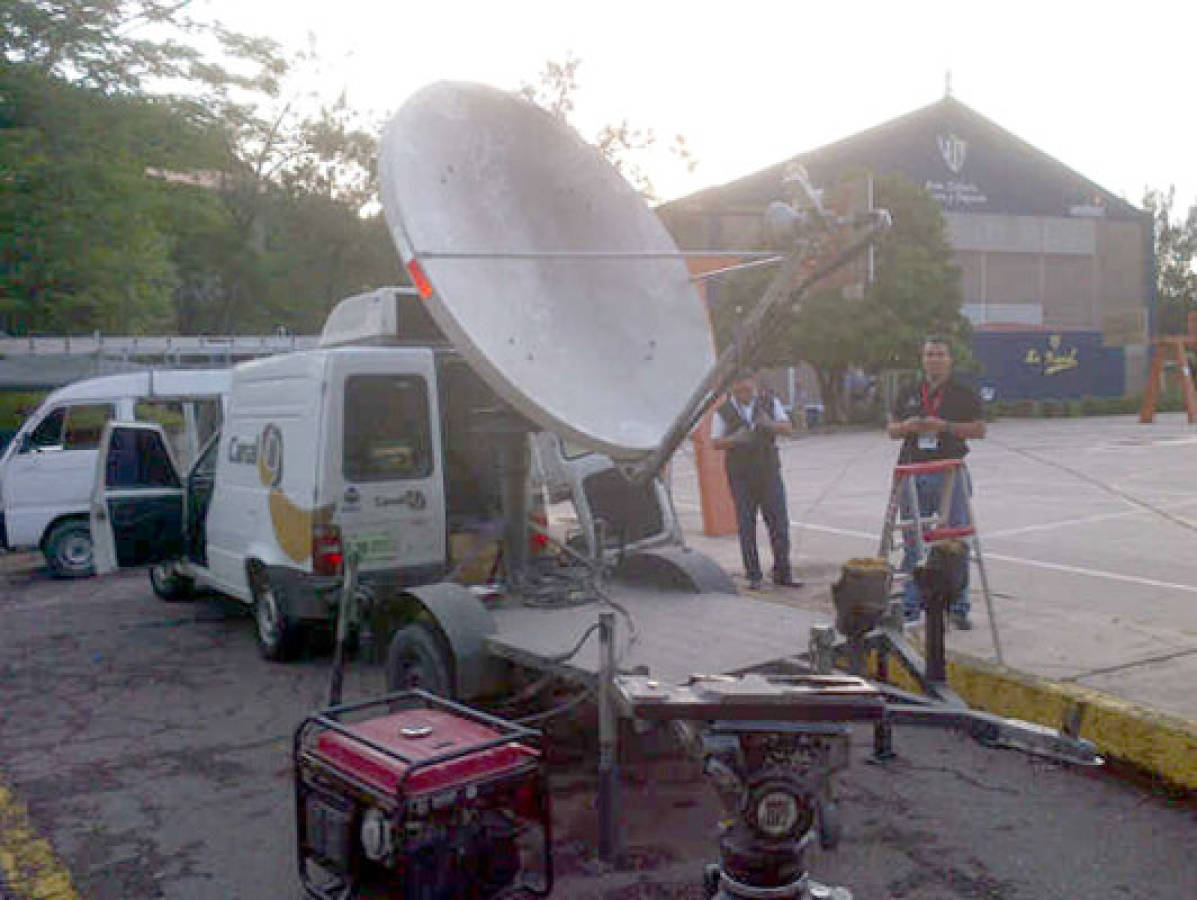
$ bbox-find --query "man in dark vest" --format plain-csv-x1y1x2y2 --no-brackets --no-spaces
887,336,986,629
712,370,797,590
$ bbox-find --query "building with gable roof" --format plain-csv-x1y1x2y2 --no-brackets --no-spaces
659,95,1152,399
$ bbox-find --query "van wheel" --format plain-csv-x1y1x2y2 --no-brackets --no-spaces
386,623,453,698
150,563,195,602
250,569,298,662
44,520,94,578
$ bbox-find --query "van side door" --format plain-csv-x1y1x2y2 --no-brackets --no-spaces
90,423,185,575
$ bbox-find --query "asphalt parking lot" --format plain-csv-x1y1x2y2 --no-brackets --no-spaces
2,551,1197,899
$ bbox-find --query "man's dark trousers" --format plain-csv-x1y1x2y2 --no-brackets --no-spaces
729,464,791,584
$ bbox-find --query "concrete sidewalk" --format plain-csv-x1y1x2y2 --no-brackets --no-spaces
670,413,1197,788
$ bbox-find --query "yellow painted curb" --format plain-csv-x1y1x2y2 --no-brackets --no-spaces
870,648,1197,791
0,779,78,900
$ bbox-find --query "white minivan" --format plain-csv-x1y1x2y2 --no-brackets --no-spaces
0,369,230,575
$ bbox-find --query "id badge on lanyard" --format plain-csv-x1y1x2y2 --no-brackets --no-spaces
918,382,943,451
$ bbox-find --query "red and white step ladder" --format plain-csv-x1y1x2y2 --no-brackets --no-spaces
879,458,1003,663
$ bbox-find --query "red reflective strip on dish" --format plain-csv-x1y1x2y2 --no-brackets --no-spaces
406,259,434,299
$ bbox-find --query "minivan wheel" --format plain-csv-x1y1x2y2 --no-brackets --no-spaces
251,569,298,662
44,520,94,578
149,563,195,602
385,622,453,698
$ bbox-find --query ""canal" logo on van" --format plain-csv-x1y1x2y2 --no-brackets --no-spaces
375,489,427,511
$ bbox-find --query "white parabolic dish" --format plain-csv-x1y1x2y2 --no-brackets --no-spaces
379,81,716,459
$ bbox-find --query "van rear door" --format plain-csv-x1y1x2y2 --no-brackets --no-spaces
329,350,447,575
90,423,184,574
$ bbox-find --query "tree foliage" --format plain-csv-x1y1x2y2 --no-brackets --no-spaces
713,173,967,422
1,0,399,336
0,1,285,97
1143,186,1197,336
0,64,221,332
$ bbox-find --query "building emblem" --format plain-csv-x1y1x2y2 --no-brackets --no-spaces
937,133,967,174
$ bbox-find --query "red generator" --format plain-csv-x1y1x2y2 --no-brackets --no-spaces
294,690,552,899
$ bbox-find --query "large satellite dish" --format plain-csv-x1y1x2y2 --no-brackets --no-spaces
379,82,715,459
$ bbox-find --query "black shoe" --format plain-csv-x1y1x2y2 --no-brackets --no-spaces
747,577,763,590
772,575,804,588
951,612,973,631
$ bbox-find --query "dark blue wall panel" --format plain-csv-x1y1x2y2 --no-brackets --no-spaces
973,330,1124,401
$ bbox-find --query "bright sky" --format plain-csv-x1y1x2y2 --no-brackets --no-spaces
200,0,1196,210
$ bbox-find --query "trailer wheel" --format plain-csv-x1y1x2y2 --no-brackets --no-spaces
44,519,94,578
386,622,453,698
250,567,298,662
149,563,195,602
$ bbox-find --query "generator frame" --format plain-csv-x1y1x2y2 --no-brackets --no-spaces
294,688,552,899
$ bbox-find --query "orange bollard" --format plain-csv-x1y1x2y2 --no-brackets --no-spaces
684,255,739,537
691,406,738,536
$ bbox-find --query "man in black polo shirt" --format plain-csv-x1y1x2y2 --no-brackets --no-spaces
712,370,797,590
887,337,986,628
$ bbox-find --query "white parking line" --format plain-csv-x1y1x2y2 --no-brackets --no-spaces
781,518,1197,596
980,553,1197,595
677,497,1197,594
986,502,1197,538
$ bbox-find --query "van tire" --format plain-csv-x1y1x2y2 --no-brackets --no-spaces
250,567,298,662
386,622,453,698
44,519,94,578
150,563,195,602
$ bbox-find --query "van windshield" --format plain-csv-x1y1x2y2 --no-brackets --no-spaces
343,375,432,482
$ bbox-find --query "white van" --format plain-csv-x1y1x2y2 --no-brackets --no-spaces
0,369,230,576
89,288,681,660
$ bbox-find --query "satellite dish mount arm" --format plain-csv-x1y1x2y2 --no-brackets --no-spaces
627,209,891,485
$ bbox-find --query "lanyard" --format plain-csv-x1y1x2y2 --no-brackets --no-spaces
920,381,944,417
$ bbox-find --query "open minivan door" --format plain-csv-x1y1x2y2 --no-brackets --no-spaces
90,422,185,575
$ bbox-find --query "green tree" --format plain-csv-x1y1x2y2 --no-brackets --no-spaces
0,64,223,333
1,1,396,336
0,0,289,333
714,173,966,423
199,84,393,333
1,1,285,97
1143,186,1197,336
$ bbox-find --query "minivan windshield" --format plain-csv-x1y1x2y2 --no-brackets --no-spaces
343,375,432,481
